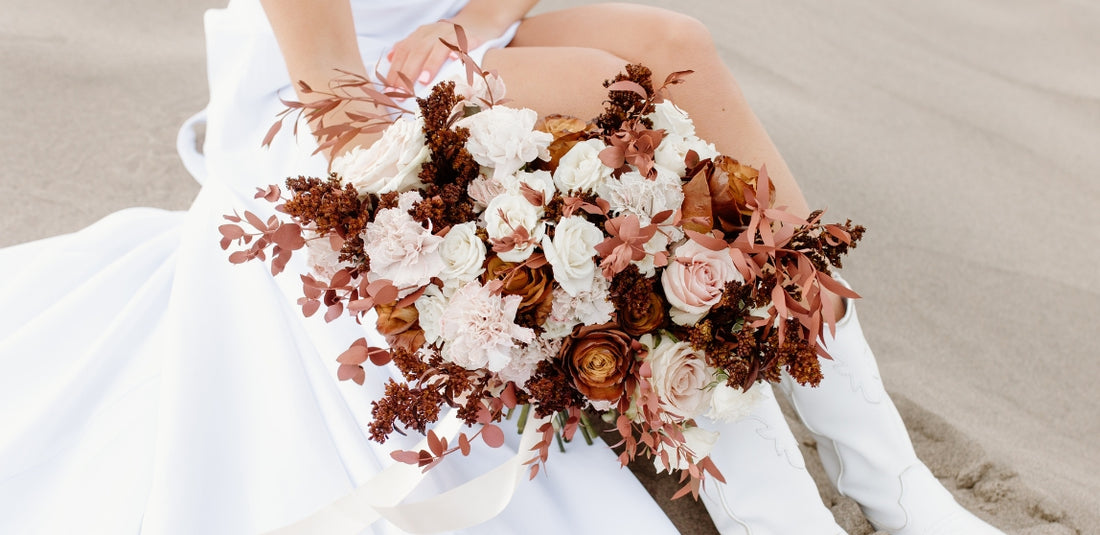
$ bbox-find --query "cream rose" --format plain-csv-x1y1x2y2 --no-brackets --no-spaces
648,100,696,138
707,380,764,422
641,334,712,420
661,239,743,325
541,216,603,296
484,192,545,263
331,114,429,195
553,138,613,194
438,222,486,286
654,133,720,177
457,106,552,178
653,425,719,473
414,285,449,346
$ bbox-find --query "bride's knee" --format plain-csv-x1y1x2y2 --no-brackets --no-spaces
601,2,715,59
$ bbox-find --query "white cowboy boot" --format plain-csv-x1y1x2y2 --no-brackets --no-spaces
700,384,847,535
778,289,1003,534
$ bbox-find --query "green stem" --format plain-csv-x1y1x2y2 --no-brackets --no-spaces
516,404,531,434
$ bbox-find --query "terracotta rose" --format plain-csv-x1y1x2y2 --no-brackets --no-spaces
485,256,555,324
559,323,638,404
375,303,425,353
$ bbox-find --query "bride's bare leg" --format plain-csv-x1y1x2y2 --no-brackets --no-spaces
497,4,840,316
508,3,810,218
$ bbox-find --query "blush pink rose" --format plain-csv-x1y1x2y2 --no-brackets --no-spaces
660,239,742,325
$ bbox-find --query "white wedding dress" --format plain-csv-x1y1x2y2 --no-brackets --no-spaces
0,1,680,533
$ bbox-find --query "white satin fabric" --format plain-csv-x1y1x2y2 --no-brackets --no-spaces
0,1,679,533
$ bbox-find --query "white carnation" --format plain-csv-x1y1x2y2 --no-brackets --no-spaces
653,425,719,474
596,166,684,223
457,106,552,178
331,114,429,195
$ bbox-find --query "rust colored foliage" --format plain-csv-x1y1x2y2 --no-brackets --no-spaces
282,175,373,265
413,81,479,230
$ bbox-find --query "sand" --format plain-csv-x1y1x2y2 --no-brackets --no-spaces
1,0,1096,532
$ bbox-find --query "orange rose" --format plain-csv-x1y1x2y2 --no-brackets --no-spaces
619,292,666,337
559,324,638,405
375,303,425,353
535,114,592,173
485,256,555,323
712,156,771,231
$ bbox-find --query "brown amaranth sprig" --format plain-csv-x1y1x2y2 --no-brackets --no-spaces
282,174,373,266
412,81,479,230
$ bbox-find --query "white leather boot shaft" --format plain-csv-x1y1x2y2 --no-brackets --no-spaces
700,385,846,535
779,295,1004,534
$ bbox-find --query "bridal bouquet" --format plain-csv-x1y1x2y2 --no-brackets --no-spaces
221,35,863,499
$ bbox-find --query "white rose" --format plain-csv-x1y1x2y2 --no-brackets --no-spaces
653,425,719,473
654,133,720,177
438,222,486,286
648,100,695,138
707,380,764,423
457,106,552,178
484,192,545,262
661,239,743,325
414,285,449,346
641,334,712,420
553,139,613,194
331,114,429,195
541,216,603,296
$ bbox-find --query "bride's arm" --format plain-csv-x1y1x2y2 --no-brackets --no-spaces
384,0,539,89
260,0,369,101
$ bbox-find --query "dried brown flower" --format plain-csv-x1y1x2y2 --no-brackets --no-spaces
559,323,639,404
484,256,555,328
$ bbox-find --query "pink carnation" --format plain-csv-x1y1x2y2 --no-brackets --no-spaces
439,281,535,372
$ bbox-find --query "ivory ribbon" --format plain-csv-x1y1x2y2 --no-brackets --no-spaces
265,410,548,534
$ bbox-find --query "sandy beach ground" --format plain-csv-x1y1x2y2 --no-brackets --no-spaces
2,0,1097,533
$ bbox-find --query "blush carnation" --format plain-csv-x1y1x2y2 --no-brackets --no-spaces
361,194,444,290
542,273,614,339
438,281,535,372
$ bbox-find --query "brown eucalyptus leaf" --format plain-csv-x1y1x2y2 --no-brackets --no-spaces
458,433,472,456
330,269,353,288
336,363,365,385
390,450,421,465
606,80,649,99
243,211,267,232
324,302,344,323
680,172,714,234
228,251,250,264
481,424,505,448
336,344,369,366
301,299,321,317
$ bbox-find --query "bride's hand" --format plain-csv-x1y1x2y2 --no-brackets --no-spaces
383,0,537,90
383,18,497,90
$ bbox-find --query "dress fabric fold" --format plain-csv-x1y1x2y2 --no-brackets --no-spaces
0,1,678,533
